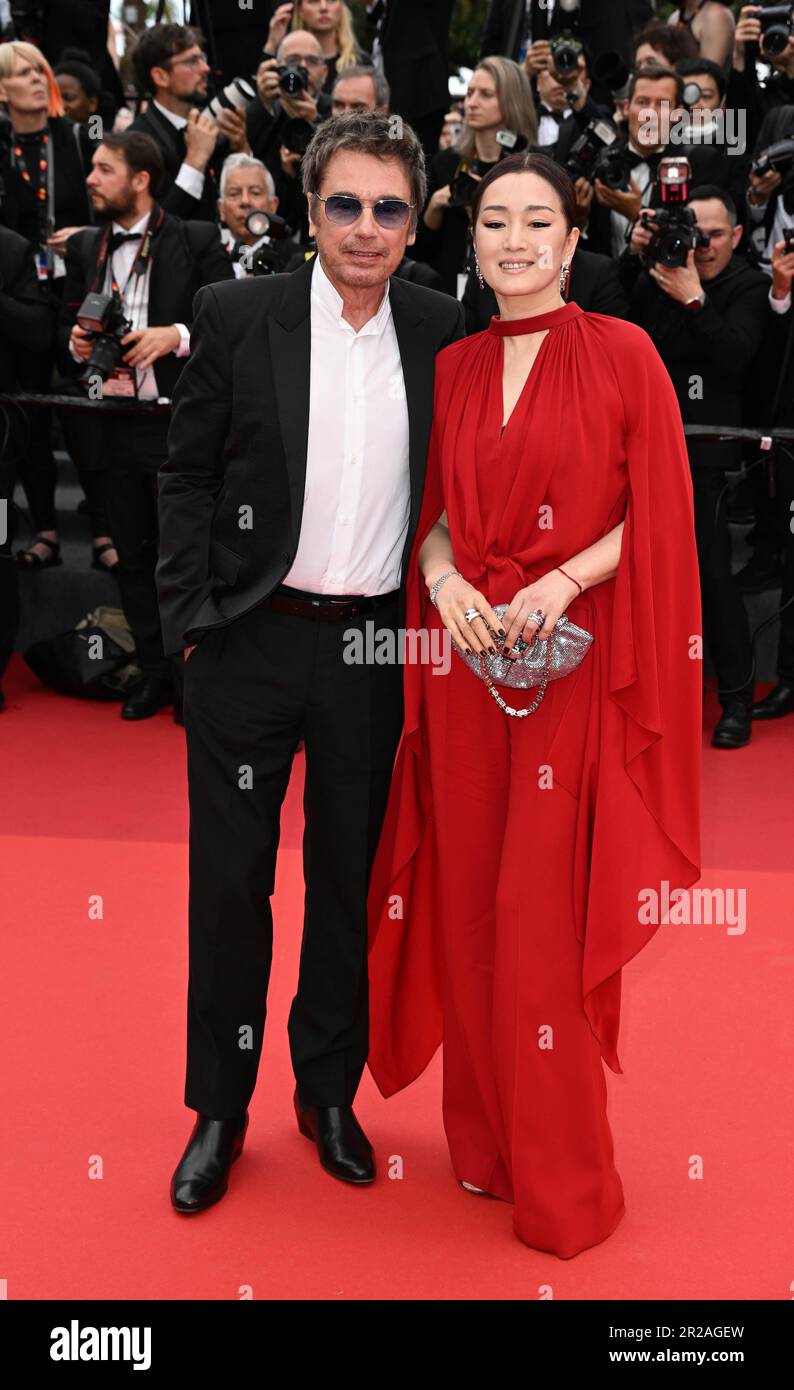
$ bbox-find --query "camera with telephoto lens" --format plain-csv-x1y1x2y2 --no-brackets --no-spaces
564,118,631,190
74,290,132,388
242,208,293,275
278,62,310,97
549,33,583,77
198,76,257,121
757,5,794,57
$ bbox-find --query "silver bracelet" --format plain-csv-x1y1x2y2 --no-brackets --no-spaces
428,569,461,608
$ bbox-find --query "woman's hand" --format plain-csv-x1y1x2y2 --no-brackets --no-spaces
501,570,580,655
432,575,504,656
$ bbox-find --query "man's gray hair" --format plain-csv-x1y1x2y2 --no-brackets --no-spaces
219,153,275,199
301,111,427,232
332,64,391,109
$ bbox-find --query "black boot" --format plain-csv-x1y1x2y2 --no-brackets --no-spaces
170,1111,249,1213
712,699,752,748
751,683,794,720
294,1088,374,1184
121,671,173,720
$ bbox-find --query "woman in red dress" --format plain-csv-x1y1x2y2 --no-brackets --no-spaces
366,153,702,1259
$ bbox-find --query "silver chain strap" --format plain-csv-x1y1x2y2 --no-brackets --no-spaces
478,640,554,718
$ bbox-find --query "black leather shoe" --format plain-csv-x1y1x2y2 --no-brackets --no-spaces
712,701,752,748
121,672,173,720
294,1088,374,1184
751,682,794,720
170,1111,248,1213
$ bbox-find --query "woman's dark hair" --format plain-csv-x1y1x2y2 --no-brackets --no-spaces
98,131,165,197
471,152,577,233
53,54,101,102
633,19,698,67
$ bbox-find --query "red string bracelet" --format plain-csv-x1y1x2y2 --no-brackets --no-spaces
557,565,583,595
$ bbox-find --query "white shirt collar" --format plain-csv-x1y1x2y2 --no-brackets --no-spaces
312,252,392,336
153,98,187,130
110,211,150,237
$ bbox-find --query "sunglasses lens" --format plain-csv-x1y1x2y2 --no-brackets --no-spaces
373,200,410,228
324,196,362,224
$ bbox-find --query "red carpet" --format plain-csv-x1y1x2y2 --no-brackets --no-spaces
2,654,793,1299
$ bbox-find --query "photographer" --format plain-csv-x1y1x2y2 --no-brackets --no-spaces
413,56,537,297
577,64,726,259
623,185,769,747
130,23,251,226
218,153,294,278
246,27,330,243
58,131,235,722
728,4,794,149
748,234,794,721
0,223,52,710
745,103,794,271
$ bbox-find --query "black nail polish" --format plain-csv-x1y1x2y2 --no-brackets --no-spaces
502,645,511,655
498,629,506,639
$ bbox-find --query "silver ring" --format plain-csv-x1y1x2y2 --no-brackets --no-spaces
528,609,545,626
464,607,482,623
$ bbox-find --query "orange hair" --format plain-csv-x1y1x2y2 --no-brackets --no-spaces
0,40,65,118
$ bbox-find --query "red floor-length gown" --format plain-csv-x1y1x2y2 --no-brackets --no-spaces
366,301,703,1258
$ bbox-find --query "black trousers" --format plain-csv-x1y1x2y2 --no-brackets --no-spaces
182,592,404,1117
773,447,794,684
692,467,754,705
101,411,171,673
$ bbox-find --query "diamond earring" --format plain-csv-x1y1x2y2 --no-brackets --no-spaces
559,259,571,296
474,251,484,290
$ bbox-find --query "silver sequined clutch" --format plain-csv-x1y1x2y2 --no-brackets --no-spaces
450,603,594,718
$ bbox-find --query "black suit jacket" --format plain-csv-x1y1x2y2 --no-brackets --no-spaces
156,255,465,656
57,209,236,397
0,116,93,246
379,0,454,122
130,105,225,224
0,227,54,393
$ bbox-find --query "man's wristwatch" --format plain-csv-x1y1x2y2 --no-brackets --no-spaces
685,290,706,311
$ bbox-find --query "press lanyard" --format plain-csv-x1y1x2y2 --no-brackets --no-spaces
12,128,55,273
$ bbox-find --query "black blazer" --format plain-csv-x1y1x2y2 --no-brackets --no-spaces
57,208,236,397
378,0,454,122
156,254,465,656
0,116,93,246
0,227,54,393
130,105,225,224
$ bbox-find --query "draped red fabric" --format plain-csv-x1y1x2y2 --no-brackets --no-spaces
366,302,702,1097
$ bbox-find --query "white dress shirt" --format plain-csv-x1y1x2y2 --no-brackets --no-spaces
152,99,206,203
70,211,190,399
282,254,411,595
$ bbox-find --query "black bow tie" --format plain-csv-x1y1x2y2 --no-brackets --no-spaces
541,106,566,126
108,230,143,253
626,148,662,173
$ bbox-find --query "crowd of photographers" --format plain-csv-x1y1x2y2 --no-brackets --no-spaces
1,1,793,749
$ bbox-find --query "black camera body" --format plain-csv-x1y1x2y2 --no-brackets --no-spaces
549,33,583,77
752,136,794,178
278,63,310,97
75,290,132,388
564,119,631,191
640,207,710,269
757,4,794,57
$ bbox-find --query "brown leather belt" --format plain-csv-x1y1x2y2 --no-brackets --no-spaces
267,585,400,622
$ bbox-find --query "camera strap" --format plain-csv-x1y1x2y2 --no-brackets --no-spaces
91,203,165,302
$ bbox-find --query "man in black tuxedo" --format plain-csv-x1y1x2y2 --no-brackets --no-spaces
158,111,464,1213
130,22,251,225
369,0,454,159
58,131,234,720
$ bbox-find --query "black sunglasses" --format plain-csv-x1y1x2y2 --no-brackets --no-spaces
313,194,415,229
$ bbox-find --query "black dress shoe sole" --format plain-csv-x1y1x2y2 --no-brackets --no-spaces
295,1109,375,1185
711,734,751,748
170,1129,247,1214
751,706,794,720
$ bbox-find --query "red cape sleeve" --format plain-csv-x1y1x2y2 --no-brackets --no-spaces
581,326,703,1073
366,402,448,1098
